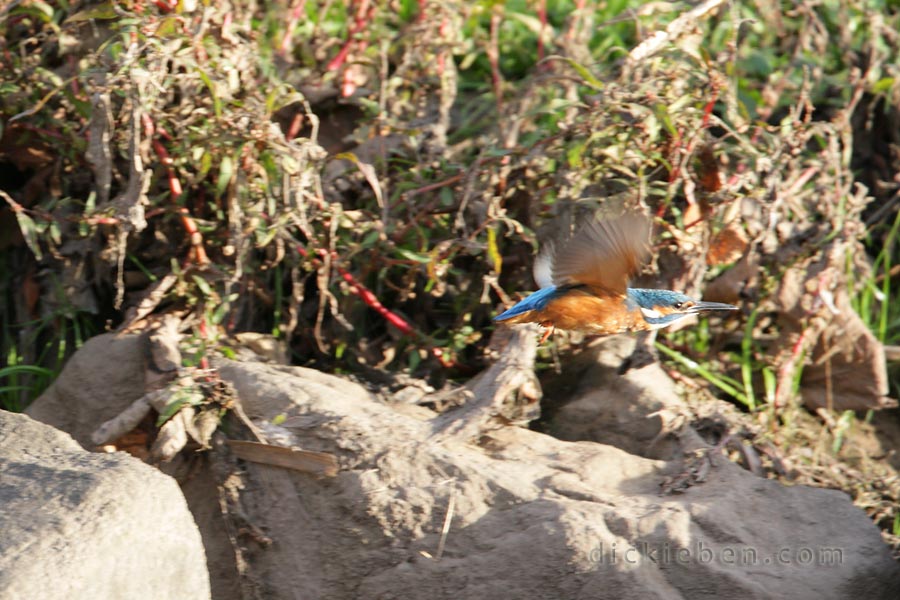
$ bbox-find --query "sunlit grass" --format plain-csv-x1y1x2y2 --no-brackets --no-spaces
0,305,95,412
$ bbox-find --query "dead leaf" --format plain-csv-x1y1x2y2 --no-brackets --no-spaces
109,429,151,461
704,252,756,305
0,124,54,172
695,144,722,193
683,200,703,227
334,152,384,219
227,439,338,476
707,222,749,266
773,247,893,411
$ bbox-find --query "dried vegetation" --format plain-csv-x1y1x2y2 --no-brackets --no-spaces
2,0,900,554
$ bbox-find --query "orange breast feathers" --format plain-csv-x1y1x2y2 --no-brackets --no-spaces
499,288,650,335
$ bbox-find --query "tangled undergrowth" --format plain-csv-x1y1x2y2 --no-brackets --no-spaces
2,0,900,554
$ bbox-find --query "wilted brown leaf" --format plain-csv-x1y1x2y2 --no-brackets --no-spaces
227,439,339,476
773,249,894,411
707,222,750,266
695,145,722,193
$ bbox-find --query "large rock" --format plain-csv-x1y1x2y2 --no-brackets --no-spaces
26,332,147,447
22,333,900,599
209,357,900,600
0,410,210,600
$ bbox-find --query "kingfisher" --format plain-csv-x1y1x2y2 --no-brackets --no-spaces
494,213,738,342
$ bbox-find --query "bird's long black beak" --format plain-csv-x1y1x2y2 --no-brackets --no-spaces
689,301,739,313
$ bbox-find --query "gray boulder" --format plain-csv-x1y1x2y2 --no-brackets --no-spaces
0,410,210,600
209,356,900,599
20,332,900,599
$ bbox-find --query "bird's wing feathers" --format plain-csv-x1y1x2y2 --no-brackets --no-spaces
551,213,651,295
532,241,555,289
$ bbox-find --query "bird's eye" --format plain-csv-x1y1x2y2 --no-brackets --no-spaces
674,302,683,310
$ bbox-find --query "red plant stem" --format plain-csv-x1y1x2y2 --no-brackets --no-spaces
299,246,414,333
341,38,369,97
68,55,80,96
296,244,455,367
700,94,717,129
197,318,210,370
666,80,720,189
286,112,304,140
402,173,463,201
326,42,354,73
147,117,210,265
326,0,371,72
565,0,586,41
153,0,176,13
13,122,66,140
195,32,209,64
141,113,154,137
334,264,416,336
152,139,184,197
86,216,121,226
279,0,308,56
437,18,450,75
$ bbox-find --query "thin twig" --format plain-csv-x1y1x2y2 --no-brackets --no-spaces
624,0,727,72
435,485,456,561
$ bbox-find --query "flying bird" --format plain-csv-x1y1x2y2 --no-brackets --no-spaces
494,213,738,341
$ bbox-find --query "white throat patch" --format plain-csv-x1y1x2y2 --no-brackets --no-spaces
640,307,662,319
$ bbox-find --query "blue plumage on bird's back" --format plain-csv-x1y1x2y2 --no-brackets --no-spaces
494,286,561,321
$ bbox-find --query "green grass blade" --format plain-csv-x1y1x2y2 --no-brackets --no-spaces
655,342,751,407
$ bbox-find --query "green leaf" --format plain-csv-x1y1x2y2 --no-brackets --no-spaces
566,140,586,168
197,149,213,181
543,55,604,90
439,186,454,207
192,275,213,297
506,11,547,38
334,152,384,210
154,16,182,37
15,212,43,260
64,2,117,23
0,365,55,379
12,1,54,22
360,230,381,248
831,410,855,454
215,154,234,197
196,67,222,118
156,386,204,426
36,67,65,88
656,342,750,407
871,77,895,95
49,220,62,246
396,248,431,263
264,87,306,115
211,301,231,325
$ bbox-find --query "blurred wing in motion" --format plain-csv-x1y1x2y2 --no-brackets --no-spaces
551,213,651,296
532,242,555,290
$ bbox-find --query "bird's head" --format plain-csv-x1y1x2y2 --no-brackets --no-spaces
627,288,738,330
